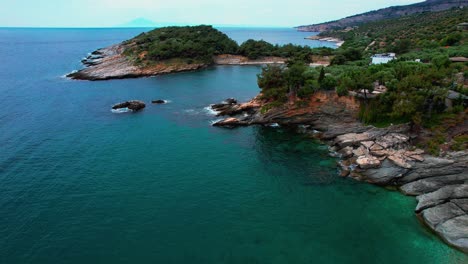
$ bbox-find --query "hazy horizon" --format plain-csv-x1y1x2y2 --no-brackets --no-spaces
1,0,423,28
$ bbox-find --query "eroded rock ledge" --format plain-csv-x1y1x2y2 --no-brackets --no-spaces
210,94,468,252
67,44,207,81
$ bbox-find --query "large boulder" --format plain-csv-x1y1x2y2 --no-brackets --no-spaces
434,215,468,253
112,100,146,111
398,154,467,184
415,184,468,213
388,154,412,169
400,173,468,196
415,185,468,252
374,133,409,149
334,133,372,148
421,202,465,230
361,159,408,185
356,155,381,169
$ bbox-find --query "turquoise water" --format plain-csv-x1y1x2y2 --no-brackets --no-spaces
0,28,466,263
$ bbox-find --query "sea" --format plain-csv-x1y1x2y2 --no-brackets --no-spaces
0,27,466,263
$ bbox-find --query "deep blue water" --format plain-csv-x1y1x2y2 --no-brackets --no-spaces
0,28,466,263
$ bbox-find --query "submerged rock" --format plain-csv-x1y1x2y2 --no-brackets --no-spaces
112,100,146,111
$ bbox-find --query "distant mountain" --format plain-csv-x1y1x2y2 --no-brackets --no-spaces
118,18,158,28
296,0,467,32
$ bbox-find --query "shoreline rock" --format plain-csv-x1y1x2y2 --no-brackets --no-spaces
112,100,146,111
305,35,345,47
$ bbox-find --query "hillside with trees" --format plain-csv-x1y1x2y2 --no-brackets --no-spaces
122,25,321,65
123,25,239,64
296,0,467,32
258,8,468,153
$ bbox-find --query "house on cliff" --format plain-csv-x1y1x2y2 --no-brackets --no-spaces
457,22,468,30
371,53,396,64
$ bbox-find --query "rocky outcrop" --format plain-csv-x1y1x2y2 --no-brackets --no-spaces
67,44,207,81
209,92,468,252
112,100,146,111
210,98,262,118
212,91,361,128
152,100,167,104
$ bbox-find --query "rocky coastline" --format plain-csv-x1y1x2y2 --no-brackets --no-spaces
67,45,288,81
210,92,468,252
67,44,207,81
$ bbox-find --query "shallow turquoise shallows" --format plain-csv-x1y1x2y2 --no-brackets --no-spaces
0,28,466,264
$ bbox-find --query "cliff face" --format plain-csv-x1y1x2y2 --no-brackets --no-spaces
296,0,467,32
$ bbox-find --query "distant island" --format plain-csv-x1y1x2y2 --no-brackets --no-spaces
118,18,158,28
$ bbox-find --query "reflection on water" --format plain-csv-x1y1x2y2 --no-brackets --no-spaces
253,126,338,186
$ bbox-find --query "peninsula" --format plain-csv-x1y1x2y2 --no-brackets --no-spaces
67,25,320,81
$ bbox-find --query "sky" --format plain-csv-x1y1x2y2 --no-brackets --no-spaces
0,0,424,28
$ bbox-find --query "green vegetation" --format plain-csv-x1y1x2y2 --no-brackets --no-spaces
238,40,324,62
124,25,239,64
257,8,467,154
123,25,331,65
120,12,467,155
321,8,467,53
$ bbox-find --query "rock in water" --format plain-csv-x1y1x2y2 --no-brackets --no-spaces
112,100,146,111
152,100,166,104
224,98,237,105
213,117,244,127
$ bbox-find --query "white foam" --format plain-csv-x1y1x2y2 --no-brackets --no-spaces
111,107,131,114
204,105,219,116
61,70,78,79
268,123,280,128
209,118,224,125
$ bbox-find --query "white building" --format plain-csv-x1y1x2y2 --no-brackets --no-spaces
371,53,396,64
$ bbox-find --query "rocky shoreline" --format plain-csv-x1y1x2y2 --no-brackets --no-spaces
67,44,207,81
67,45,288,81
305,35,344,47
210,93,468,252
